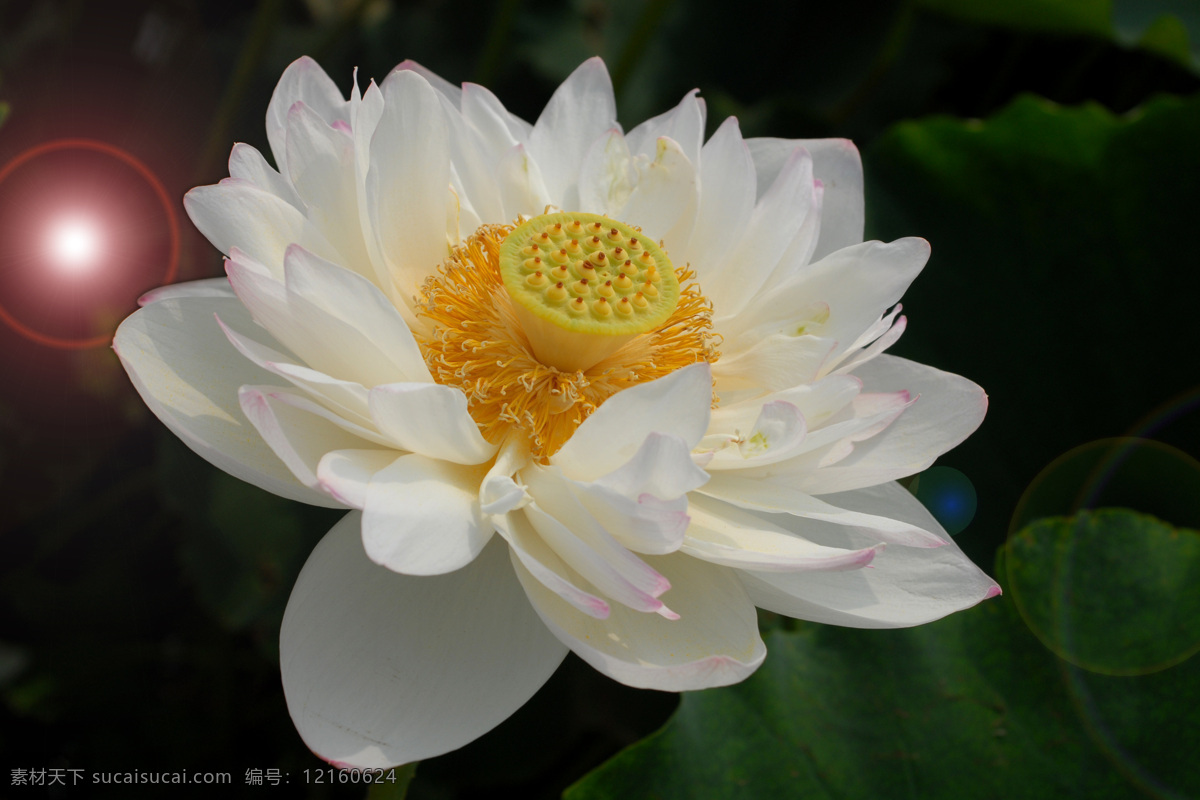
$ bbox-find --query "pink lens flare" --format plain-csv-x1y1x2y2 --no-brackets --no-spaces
0,138,181,349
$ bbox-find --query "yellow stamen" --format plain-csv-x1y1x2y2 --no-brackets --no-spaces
416,219,719,461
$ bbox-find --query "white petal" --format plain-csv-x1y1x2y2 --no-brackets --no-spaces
390,59,462,106
351,80,392,293
527,57,618,207
766,238,927,361
577,129,635,215
524,466,672,614
762,178,824,287
227,142,302,210
617,136,698,250
828,312,907,377
239,386,378,495
747,137,863,260
683,117,756,279
514,551,765,690
368,70,451,305
701,470,946,547
368,383,496,465
362,454,492,575
113,296,340,507
705,400,807,470
480,438,532,515
562,427,701,556
712,333,835,393
435,96,505,227
682,494,880,572
461,82,531,161
266,56,349,179
281,514,566,768
138,277,232,306
246,380,390,446
553,362,713,481
626,89,705,166
284,101,375,279
738,482,999,627
497,143,553,221
215,312,373,426
494,511,610,619
592,432,710,500
316,449,399,508
786,355,987,495
282,245,431,382
570,482,690,556
183,179,339,275
706,147,815,316
225,249,414,388
709,374,861,439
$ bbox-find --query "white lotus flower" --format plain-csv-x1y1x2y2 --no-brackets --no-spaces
115,56,999,768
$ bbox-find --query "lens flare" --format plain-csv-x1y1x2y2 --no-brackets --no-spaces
911,466,978,535
47,217,104,273
0,138,180,349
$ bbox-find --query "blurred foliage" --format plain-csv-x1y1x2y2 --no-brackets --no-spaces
569,509,1200,799
865,90,1200,569
1,0,1198,797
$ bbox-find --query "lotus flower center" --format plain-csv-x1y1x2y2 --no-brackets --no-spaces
499,212,680,372
416,214,716,460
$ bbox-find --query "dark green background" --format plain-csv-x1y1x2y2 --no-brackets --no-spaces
1,0,1198,797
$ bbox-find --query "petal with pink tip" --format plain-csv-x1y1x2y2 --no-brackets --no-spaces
514,550,765,691
786,355,987,495
368,69,451,305
737,482,998,627
113,295,340,508
682,494,880,572
184,179,340,276
747,137,863,260
266,56,349,180
700,470,945,548
239,386,382,496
